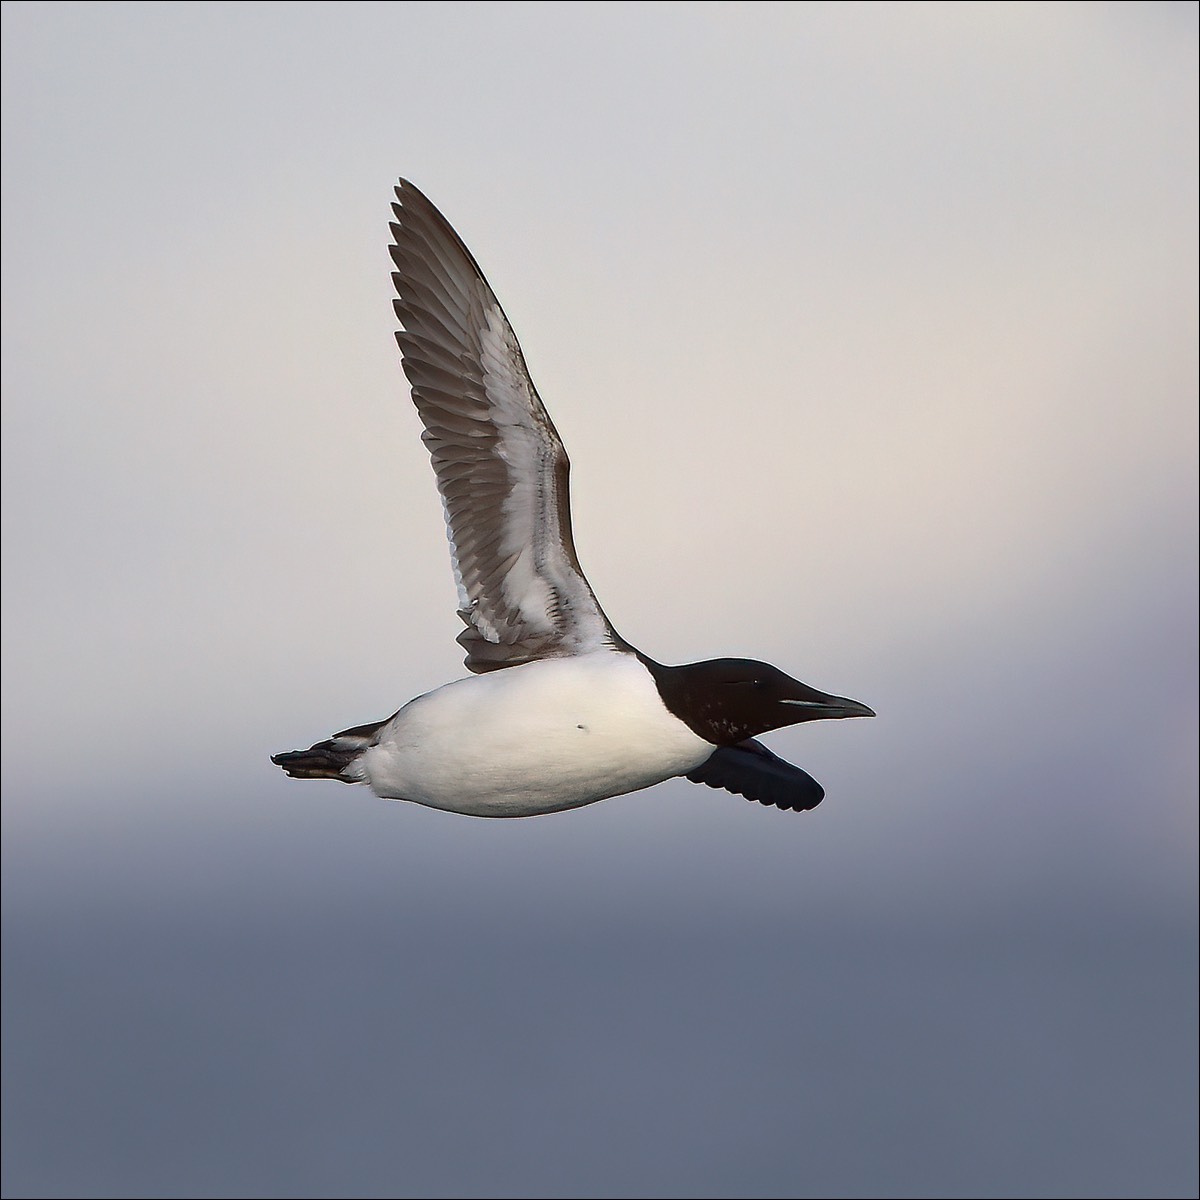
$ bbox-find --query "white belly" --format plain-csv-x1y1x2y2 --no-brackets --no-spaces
358,652,713,817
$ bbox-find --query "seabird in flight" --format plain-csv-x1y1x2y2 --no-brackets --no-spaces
272,179,873,817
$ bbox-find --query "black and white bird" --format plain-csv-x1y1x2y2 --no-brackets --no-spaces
272,179,873,818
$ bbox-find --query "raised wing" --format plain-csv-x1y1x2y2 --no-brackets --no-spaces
686,738,826,812
389,179,619,672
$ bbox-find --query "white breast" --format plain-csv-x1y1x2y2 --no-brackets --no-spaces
359,652,713,817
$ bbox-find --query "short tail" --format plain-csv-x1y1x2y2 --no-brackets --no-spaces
271,714,394,783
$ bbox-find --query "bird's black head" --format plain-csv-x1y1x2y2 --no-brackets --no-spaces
645,655,875,746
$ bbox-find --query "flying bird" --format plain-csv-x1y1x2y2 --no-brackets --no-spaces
272,179,873,817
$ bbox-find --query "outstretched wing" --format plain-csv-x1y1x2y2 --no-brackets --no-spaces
686,738,826,812
389,178,619,672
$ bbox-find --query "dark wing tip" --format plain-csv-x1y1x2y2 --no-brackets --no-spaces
685,739,825,812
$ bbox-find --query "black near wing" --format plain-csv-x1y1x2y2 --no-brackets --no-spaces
686,738,825,812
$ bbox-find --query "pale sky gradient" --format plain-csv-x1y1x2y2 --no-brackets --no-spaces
2,4,1197,1198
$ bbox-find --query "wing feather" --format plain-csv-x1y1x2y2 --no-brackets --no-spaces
389,179,620,672
686,739,826,812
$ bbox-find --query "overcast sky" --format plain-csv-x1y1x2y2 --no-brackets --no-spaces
2,4,1197,1198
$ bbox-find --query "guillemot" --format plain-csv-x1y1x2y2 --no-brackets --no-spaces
272,178,873,818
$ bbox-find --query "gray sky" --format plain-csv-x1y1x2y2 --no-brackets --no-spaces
2,3,1197,1198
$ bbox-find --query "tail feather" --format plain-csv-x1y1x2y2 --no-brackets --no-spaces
271,741,362,782
272,713,395,783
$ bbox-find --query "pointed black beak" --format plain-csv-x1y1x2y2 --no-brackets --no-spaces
780,691,876,721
